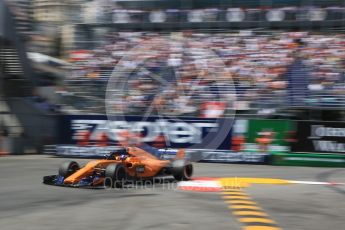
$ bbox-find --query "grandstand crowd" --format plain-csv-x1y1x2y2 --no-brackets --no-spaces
60,31,345,116
301,34,345,90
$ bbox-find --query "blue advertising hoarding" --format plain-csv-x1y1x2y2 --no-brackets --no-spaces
58,115,233,150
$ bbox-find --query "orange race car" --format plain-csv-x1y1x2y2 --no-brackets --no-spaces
43,145,193,188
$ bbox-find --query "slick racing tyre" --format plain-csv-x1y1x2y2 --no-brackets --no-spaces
171,160,193,181
105,164,128,188
58,161,80,178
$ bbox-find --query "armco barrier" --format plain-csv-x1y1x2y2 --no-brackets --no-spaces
199,150,269,164
51,115,345,167
44,144,269,164
271,153,345,167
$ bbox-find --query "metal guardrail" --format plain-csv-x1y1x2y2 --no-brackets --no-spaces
289,90,345,109
61,79,345,115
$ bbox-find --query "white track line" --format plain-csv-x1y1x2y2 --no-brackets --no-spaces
289,180,345,186
177,179,345,192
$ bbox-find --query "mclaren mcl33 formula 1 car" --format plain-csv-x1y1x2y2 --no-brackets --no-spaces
43,146,193,188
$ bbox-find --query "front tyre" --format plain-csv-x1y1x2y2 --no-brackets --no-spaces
58,161,80,177
171,160,193,181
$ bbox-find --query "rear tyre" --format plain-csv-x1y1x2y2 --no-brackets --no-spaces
171,160,193,181
104,164,128,188
58,161,80,177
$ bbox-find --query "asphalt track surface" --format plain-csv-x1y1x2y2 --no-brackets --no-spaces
0,155,344,230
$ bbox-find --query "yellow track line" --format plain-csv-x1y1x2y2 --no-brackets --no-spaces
233,211,269,217
239,218,276,224
222,195,252,200
226,200,258,205
244,227,282,230
231,205,263,210
222,191,247,195
219,178,291,187
220,187,282,230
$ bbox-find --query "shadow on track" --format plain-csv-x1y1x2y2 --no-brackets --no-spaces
316,169,345,196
